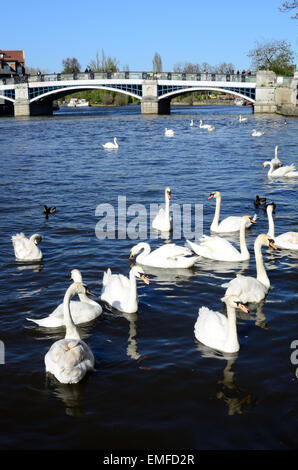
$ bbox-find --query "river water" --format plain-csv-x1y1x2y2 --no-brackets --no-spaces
0,104,297,451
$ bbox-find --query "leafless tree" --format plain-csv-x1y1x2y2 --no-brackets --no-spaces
279,1,298,19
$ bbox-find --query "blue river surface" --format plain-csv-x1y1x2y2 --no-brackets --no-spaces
0,104,297,450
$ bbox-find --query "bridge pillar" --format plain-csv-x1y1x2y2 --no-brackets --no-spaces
14,84,30,116
254,70,277,113
141,80,170,114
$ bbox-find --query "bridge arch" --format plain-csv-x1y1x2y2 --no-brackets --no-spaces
0,95,15,103
29,85,141,104
158,86,255,103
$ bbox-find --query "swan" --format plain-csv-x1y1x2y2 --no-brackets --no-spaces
152,187,172,232
208,191,257,233
187,215,255,262
102,137,118,149
129,242,199,268
252,129,264,137
101,265,149,314
239,115,247,122
27,269,102,327
12,232,43,261
44,281,95,384
254,195,266,208
43,205,56,219
223,234,277,303
263,160,298,178
199,120,214,130
270,145,283,169
194,295,249,353
265,202,298,251
190,119,194,127
165,128,174,136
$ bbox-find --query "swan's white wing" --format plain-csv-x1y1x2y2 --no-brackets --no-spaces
224,274,267,303
45,338,94,384
12,233,30,259
152,207,172,231
27,300,102,327
188,236,241,261
194,307,227,351
101,270,132,310
153,243,193,259
272,164,296,177
275,232,298,250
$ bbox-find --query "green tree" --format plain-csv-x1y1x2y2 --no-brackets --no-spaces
247,39,294,75
61,57,81,73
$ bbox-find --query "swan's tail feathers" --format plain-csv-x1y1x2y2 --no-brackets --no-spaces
11,232,25,245
102,268,112,286
252,214,258,222
221,282,230,288
26,317,45,326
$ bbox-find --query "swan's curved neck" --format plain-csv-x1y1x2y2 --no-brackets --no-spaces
266,209,275,238
225,304,239,352
265,161,273,176
239,220,249,258
135,243,151,263
254,238,270,288
64,286,80,339
210,195,221,231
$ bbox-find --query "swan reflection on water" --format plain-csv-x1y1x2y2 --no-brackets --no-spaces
45,373,91,416
15,261,44,273
196,345,257,415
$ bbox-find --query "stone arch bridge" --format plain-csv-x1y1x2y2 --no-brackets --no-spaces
0,70,296,116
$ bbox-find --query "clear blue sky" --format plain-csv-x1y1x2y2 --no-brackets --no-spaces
2,0,297,72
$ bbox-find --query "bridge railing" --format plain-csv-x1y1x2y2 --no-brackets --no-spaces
2,71,295,87
0,71,257,86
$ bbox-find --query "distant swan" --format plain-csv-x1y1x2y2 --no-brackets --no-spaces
44,281,95,384
129,242,199,268
208,191,257,233
252,129,264,137
265,202,298,250
101,266,149,314
12,232,43,261
190,119,194,127
199,120,214,130
187,215,255,262
263,161,298,178
239,115,247,122
223,234,277,303
27,269,102,327
165,128,174,136
152,186,172,232
270,145,283,169
194,295,249,353
102,137,118,149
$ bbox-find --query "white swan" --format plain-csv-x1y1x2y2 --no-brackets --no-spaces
129,242,199,269
239,115,247,122
12,232,43,261
263,160,298,178
27,269,102,327
252,129,264,137
194,295,249,353
265,203,298,251
187,215,255,262
101,266,149,314
199,120,214,130
270,145,283,169
165,128,174,136
152,187,172,232
208,191,257,233
223,234,277,303
190,119,194,127
44,282,95,384
102,137,118,149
